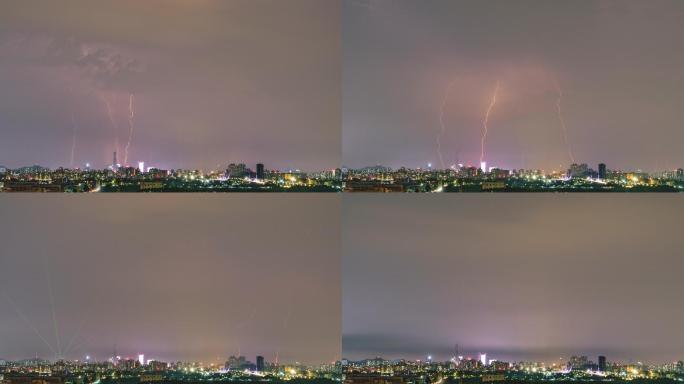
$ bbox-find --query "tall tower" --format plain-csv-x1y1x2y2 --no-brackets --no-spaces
113,151,118,169
598,163,607,179
598,355,606,372
111,344,118,365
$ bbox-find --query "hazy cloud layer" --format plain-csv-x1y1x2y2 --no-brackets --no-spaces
343,0,684,171
342,195,684,363
0,195,341,364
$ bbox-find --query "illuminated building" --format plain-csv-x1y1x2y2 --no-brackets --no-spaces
567,355,591,371
225,355,250,370
112,151,118,171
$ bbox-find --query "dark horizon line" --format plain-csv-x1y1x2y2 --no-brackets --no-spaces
0,163,340,173
343,163,683,173
0,355,333,366
341,354,681,365
2,162,683,173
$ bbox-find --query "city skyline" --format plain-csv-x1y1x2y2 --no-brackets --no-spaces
341,352,665,367
2,156,684,174
341,353,684,384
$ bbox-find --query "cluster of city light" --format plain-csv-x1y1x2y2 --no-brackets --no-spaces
0,161,343,192
342,354,684,383
2,160,684,192
341,162,684,192
0,354,342,384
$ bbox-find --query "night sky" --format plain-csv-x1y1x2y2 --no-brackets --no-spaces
342,195,684,364
0,0,340,171
0,195,340,364
343,0,684,172
4,0,684,368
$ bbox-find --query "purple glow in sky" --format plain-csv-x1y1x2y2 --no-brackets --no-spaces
0,0,340,171
343,0,684,171
343,195,684,363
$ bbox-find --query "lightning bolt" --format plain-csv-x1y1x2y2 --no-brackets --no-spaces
101,93,120,157
44,255,62,360
70,112,78,169
124,93,135,167
63,289,102,357
480,81,500,166
275,294,294,366
1,289,57,356
233,306,256,357
437,80,457,169
554,79,575,164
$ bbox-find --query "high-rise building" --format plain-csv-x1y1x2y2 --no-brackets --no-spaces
568,163,593,178
256,163,265,180
225,355,248,370
226,163,247,179
598,163,607,179
567,355,590,371
113,151,118,170
256,355,264,372
598,355,606,372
